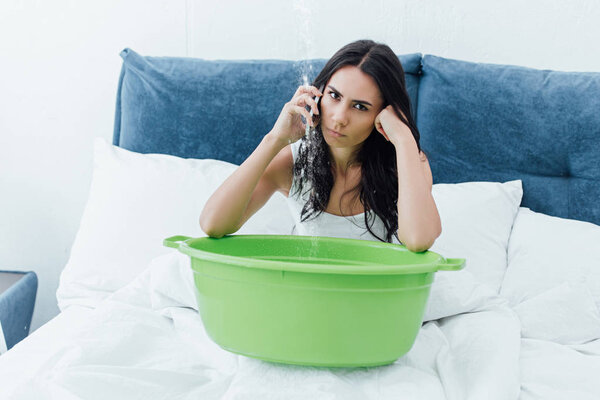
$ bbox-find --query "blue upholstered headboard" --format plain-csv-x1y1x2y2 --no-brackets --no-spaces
113,48,421,164
113,48,600,226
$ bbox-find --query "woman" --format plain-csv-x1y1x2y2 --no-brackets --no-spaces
200,39,441,252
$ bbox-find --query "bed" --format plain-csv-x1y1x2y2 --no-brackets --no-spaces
1,48,599,399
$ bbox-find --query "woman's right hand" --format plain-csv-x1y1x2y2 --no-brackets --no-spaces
269,85,322,145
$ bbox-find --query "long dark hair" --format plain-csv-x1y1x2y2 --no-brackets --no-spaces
291,39,425,243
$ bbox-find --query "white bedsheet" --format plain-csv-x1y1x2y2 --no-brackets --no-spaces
519,338,600,400
0,305,94,393
0,252,598,399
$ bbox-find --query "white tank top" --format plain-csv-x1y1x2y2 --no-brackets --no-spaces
285,140,398,243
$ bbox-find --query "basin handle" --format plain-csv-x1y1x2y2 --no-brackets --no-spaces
437,257,466,271
163,235,192,248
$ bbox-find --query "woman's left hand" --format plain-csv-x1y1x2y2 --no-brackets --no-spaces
374,105,414,145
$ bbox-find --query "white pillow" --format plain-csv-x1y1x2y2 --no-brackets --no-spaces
429,180,523,293
422,180,523,320
513,281,600,344
57,138,295,310
501,207,600,310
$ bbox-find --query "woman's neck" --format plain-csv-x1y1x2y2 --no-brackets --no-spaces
331,161,361,182
328,146,361,177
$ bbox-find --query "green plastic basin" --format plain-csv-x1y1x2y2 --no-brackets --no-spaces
163,234,465,368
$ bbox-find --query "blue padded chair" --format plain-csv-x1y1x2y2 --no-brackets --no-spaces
0,270,38,350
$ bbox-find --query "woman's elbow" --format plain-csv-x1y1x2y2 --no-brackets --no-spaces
201,225,226,239
403,231,440,253
199,215,237,238
405,242,431,253
199,215,223,238
201,223,220,238
199,213,210,234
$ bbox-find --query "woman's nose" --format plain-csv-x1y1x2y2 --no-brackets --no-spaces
331,105,349,128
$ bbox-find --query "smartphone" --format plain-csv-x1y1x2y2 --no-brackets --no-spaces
301,84,325,125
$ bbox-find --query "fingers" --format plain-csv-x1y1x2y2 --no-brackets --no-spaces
286,85,323,129
293,93,320,116
375,122,390,141
292,105,315,127
293,86,323,114
294,85,323,98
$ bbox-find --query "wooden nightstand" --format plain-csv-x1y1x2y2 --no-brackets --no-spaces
0,271,38,353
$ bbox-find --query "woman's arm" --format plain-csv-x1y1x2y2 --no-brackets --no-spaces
392,137,442,252
374,105,442,252
199,132,288,238
200,85,321,238
200,84,321,238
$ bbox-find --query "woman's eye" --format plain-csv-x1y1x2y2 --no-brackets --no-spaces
329,91,367,111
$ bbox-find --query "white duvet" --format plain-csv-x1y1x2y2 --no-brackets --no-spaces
2,251,600,400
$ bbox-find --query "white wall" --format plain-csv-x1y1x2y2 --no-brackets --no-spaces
0,0,187,331
1,0,599,332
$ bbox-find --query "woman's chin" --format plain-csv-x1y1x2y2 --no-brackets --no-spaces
323,136,341,147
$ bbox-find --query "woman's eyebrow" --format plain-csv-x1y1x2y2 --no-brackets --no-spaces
327,85,373,106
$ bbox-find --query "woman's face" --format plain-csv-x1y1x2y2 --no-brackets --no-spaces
319,65,385,148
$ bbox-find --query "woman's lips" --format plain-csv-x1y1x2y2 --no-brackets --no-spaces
327,128,344,137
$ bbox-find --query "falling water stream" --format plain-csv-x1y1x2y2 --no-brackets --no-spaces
293,0,320,263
